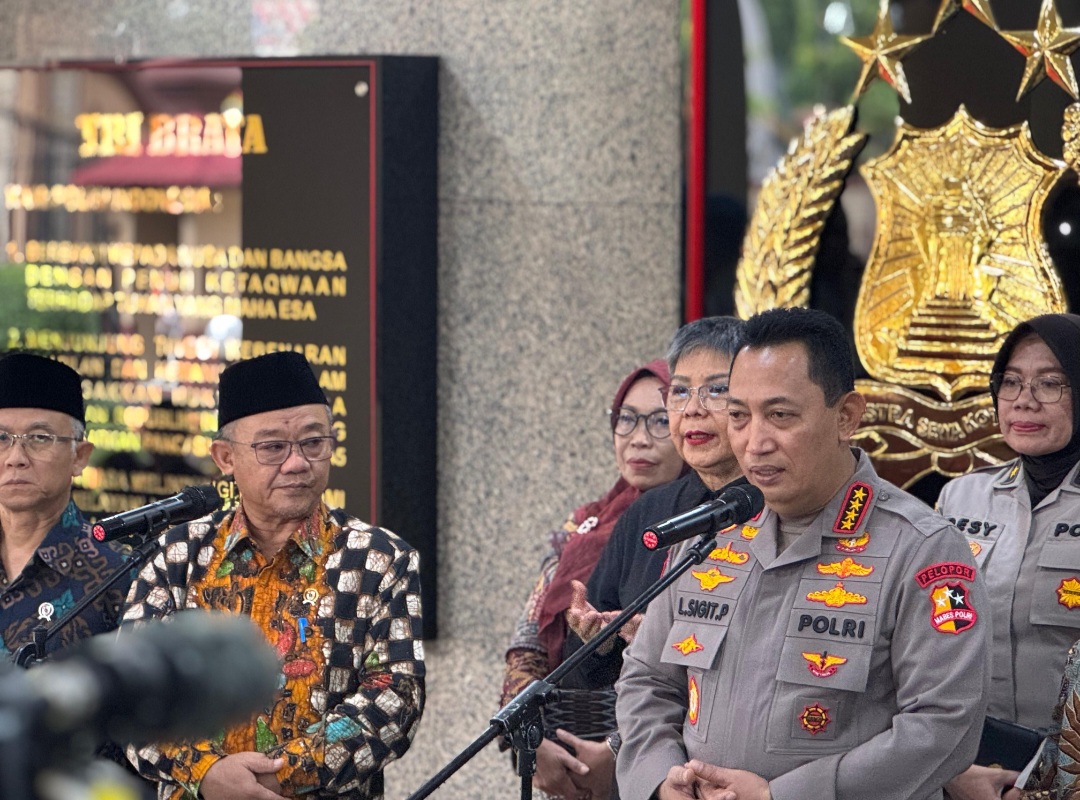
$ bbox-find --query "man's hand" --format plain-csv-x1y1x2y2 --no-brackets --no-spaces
555,730,614,800
658,762,756,800
199,753,288,800
685,760,770,800
658,763,714,800
532,736,591,800
944,765,1021,800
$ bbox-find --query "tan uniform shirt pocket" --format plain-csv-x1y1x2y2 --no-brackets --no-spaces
763,682,863,755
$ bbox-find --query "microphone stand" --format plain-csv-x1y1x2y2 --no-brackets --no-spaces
407,531,723,800
12,533,163,668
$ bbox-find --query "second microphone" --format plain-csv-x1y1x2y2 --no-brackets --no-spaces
91,485,223,543
641,482,764,550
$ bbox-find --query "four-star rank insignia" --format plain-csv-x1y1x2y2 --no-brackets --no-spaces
1058,577,1080,609
799,703,831,735
806,581,868,608
688,675,700,725
801,651,848,678
833,482,872,534
708,542,749,565
673,633,705,656
691,566,736,591
835,531,870,553
816,557,874,579
930,582,978,634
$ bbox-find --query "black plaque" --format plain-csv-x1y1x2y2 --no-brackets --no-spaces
0,56,439,636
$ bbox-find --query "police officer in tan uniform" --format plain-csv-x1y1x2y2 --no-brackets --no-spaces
616,308,990,800
937,313,1080,800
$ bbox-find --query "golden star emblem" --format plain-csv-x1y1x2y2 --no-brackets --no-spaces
840,0,933,103
932,0,997,31
1000,0,1080,100
1058,577,1080,610
852,486,868,502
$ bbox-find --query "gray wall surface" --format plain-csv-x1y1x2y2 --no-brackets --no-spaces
0,2,683,797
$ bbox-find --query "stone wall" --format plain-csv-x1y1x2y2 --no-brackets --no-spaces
0,2,683,796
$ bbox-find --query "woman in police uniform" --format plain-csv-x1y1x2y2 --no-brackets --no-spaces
938,313,1080,800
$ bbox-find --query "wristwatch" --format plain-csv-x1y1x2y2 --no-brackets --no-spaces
605,731,621,759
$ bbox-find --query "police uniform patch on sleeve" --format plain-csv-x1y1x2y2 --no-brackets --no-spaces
1057,578,1080,609
832,482,872,534
799,703,831,735
688,674,701,726
914,561,976,588
929,582,977,634
806,581,868,608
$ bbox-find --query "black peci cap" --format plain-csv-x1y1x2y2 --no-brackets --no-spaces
217,351,328,428
0,352,85,424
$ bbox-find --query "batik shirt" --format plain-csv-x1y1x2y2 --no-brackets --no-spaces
123,502,425,799
0,499,130,659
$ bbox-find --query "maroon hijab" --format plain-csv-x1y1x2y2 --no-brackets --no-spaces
535,359,673,669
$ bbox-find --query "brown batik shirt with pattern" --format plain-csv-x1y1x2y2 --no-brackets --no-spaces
123,501,425,799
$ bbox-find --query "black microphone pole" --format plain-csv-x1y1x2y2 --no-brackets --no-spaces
406,530,726,800
11,535,164,668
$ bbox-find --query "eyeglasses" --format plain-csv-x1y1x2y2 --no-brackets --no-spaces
991,373,1071,404
225,435,337,465
610,408,671,439
660,383,729,412
0,431,80,455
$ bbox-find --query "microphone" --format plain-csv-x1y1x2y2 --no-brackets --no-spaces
19,611,279,745
91,484,222,542
641,483,765,550
0,611,279,792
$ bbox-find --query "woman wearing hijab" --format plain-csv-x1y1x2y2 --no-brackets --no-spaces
501,359,684,800
938,313,1080,800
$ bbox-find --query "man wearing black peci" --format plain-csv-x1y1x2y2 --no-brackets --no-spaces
0,352,130,658
123,351,425,800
